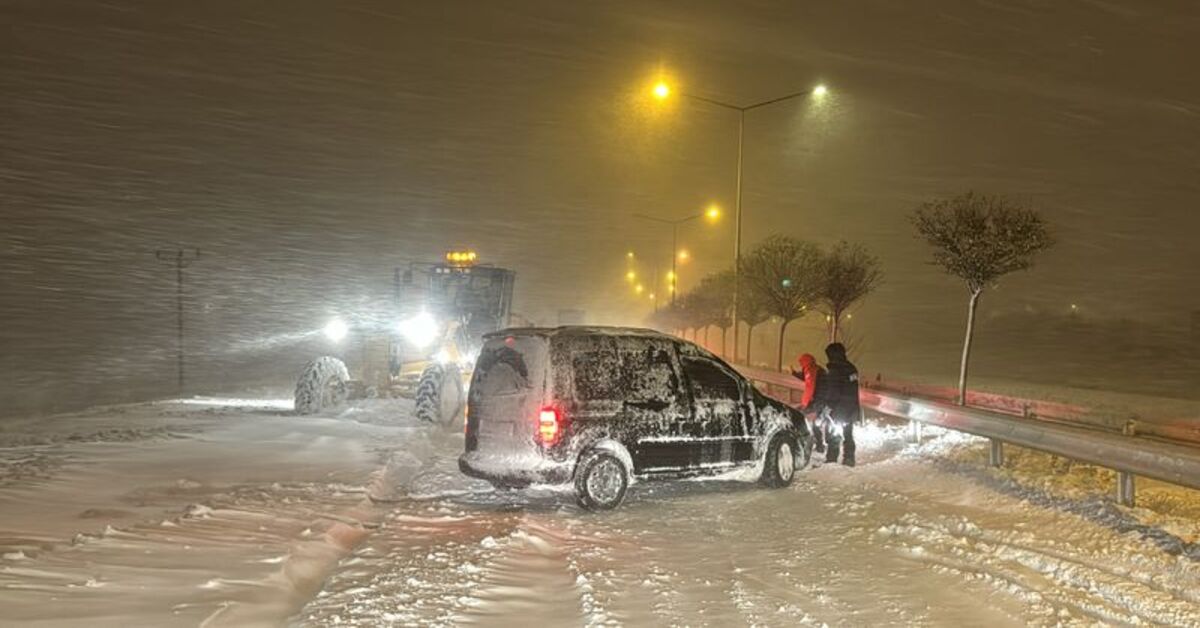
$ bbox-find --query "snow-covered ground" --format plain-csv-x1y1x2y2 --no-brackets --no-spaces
3,397,1199,626
300,419,1200,626
0,396,422,626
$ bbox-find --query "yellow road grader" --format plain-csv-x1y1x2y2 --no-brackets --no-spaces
294,250,516,425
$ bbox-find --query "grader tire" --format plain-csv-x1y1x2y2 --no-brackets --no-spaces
294,356,350,415
415,363,465,427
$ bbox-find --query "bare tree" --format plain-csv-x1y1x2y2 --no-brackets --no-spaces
675,292,705,342
737,276,771,366
646,301,680,333
741,235,824,371
912,192,1054,404
818,241,882,342
694,270,734,356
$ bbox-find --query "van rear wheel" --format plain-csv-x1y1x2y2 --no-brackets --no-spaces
574,451,629,511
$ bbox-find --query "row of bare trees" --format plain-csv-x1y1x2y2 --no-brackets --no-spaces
648,192,1051,408
648,191,1054,406
648,236,882,371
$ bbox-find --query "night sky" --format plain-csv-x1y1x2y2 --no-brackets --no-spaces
3,0,1198,414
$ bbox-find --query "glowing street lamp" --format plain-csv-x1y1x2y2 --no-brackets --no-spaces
677,249,690,262
648,76,831,361
705,205,721,221
635,283,645,294
626,270,636,282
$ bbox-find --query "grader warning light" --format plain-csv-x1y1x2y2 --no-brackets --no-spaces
446,250,478,265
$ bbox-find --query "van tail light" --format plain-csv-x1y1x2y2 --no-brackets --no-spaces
537,406,563,446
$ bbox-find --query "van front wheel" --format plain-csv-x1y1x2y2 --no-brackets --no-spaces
760,432,799,488
574,451,629,511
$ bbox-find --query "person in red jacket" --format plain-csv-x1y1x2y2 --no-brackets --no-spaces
792,353,827,454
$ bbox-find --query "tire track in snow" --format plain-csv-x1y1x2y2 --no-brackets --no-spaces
298,508,517,626
454,517,589,626
297,432,522,627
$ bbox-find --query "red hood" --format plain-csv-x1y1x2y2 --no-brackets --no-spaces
798,353,817,370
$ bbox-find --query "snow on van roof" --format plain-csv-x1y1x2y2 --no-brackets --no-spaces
484,325,673,340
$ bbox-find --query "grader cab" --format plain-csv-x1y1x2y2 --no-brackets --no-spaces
294,251,516,425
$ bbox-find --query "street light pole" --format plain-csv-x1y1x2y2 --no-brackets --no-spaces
633,211,708,307
671,222,679,305
675,86,826,363
652,261,661,313
733,109,744,361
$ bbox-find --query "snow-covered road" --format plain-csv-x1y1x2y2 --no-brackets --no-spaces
2,397,1199,626
300,422,1200,627
0,396,411,626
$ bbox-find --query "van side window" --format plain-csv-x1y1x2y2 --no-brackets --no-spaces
572,345,679,402
682,358,741,402
572,351,621,400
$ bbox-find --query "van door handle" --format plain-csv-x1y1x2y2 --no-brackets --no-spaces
625,399,669,412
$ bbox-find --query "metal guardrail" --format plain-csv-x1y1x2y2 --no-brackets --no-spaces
869,377,1200,446
734,364,1200,507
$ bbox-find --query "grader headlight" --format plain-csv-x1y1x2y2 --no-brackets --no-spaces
322,317,349,343
398,311,439,349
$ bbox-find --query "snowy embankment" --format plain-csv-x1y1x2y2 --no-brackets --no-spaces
0,395,430,627
845,421,1200,625
853,372,1200,554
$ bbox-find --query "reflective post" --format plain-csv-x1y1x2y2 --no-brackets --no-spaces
1117,472,1135,506
1118,420,1137,506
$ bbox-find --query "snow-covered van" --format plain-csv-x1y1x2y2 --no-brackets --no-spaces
458,327,811,510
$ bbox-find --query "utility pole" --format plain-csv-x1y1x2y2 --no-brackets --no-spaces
156,248,200,394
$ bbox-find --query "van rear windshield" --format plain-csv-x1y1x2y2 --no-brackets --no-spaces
472,337,544,398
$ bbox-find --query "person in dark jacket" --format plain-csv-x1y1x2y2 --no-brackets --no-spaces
822,342,860,466
791,353,827,453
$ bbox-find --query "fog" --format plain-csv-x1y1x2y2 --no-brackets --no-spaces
3,0,1198,416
